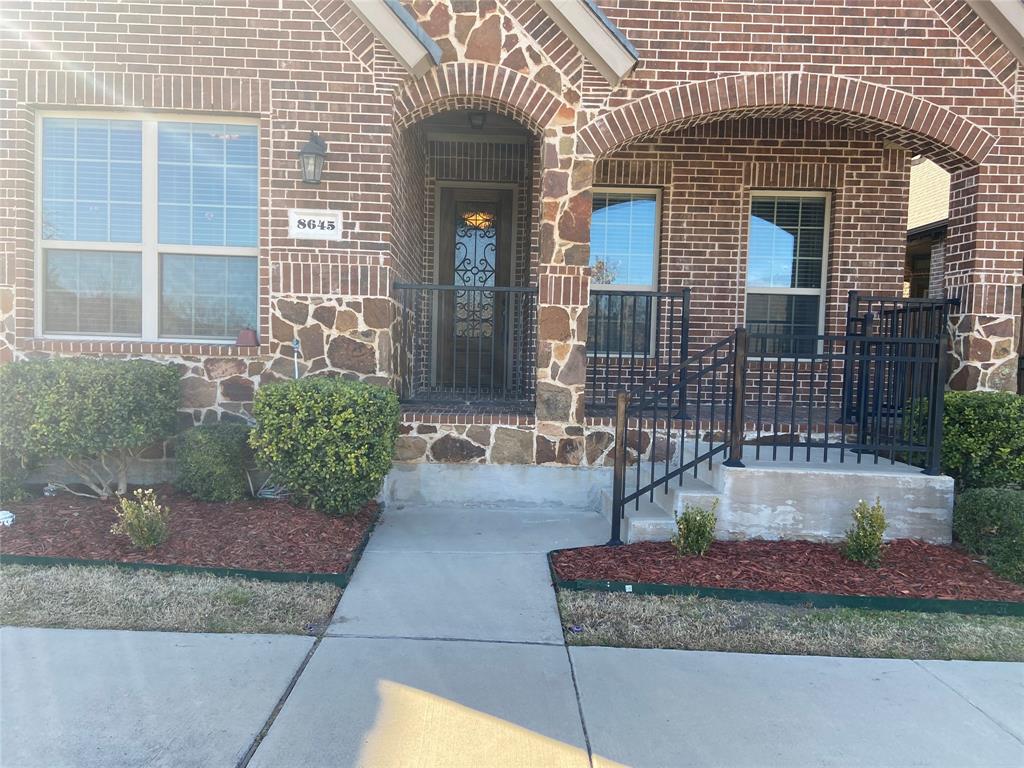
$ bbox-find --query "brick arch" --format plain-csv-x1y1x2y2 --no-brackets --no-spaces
578,73,996,171
393,62,568,134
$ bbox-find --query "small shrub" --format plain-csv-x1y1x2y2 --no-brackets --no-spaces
942,391,1024,490
249,376,399,515
843,498,887,567
0,447,33,503
0,358,179,497
672,500,718,556
111,489,170,549
176,423,252,502
954,488,1024,584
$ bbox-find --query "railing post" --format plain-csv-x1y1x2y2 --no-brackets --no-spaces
608,389,630,546
724,326,748,468
925,328,949,475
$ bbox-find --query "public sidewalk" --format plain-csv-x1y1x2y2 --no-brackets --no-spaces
2,503,1022,767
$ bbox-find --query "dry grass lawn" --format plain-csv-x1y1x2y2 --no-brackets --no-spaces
0,564,341,635
558,590,1024,661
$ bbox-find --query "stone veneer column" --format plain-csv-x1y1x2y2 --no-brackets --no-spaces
944,163,1023,391
534,127,593,465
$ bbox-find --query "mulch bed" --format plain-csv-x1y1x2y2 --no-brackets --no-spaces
551,540,1024,603
0,485,376,574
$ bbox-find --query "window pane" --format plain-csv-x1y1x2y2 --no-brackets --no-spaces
160,254,257,339
41,118,141,243
158,122,257,247
43,250,141,335
747,196,826,289
589,190,657,287
746,294,820,356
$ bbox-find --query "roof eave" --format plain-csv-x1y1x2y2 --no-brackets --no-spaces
345,0,442,78
967,0,1024,64
536,0,639,87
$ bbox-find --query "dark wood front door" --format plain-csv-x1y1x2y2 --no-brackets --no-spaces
435,187,514,394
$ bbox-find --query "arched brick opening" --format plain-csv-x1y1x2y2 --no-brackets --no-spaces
393,62,566,135
578,72,996,171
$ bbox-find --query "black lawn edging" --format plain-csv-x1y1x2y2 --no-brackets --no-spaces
547,549,1024,618
0,505,382,589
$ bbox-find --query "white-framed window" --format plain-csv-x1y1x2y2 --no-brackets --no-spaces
745,191,830,356
36,112,259,342
588,187,661,355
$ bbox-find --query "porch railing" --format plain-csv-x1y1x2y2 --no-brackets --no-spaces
608,298,952,545
586,287,690,410
394,282,537,405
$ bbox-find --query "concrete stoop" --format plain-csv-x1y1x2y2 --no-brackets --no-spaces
603,450,955,545
383,452,955,545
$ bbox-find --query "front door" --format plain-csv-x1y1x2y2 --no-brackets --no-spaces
435,187,514,395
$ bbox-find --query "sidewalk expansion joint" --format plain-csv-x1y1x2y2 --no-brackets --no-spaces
912,660,1024,746
322,631,563,647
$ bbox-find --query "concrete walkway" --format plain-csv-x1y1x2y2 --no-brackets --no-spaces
2,502,1023,767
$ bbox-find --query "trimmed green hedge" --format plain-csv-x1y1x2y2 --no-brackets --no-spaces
942,391,1024,489
0,358,179,497
176,423,253,502
249,376,399,515
954,488,1024,584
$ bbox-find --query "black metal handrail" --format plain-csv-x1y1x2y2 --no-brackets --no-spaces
607,320,949,545
608,329,737,545
394,282,537,405
587,287,690,410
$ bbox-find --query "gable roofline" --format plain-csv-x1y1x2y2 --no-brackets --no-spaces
535,0,639,86
344,0,441,77
967,0,1024,63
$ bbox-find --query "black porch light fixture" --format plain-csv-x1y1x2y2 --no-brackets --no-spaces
299,131,327,184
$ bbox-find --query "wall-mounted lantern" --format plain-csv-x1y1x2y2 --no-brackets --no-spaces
299,131,327,184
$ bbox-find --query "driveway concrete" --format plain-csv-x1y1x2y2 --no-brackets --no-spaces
248,637,590,768
570,646,1024,768
0,627,313,768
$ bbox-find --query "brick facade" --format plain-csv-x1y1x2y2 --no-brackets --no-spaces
1,0,1020,467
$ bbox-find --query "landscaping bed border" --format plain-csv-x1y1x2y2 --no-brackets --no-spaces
547,550,1024,617
1,507,381,589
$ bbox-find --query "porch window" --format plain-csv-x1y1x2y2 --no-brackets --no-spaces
38,114,259,341
745,192,829,356
588,188,660,355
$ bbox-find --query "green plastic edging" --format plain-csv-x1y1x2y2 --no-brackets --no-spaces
547,550,1024,617
0,506,382,590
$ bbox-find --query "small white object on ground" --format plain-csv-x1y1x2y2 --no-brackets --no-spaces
0,510,14,526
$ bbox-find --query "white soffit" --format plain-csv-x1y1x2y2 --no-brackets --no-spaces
537,0,639,86
345,0,442,77
967,0,1024,64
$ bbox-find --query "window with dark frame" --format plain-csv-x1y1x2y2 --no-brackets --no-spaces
745,193,828,356
587,188,659,356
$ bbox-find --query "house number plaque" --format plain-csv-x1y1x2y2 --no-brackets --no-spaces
288,209,343,241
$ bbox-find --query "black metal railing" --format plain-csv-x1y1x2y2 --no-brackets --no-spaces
608,311,950,545
395,282,537,405
608,331,737,545
738,329,948,473
587,287,690,410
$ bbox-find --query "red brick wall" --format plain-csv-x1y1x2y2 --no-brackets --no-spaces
598,118,909,348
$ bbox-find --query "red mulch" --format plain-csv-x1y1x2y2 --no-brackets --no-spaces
551,540,1024,603
0,485,376,574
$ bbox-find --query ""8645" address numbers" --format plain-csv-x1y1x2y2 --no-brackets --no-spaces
287,209,343,241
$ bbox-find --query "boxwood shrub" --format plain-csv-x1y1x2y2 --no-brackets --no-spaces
954,488,1024,584
249,376,399,515
0,358,179,497
942,391,1024,489
176,423,253,502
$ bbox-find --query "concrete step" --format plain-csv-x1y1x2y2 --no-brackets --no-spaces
651,475,720,516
